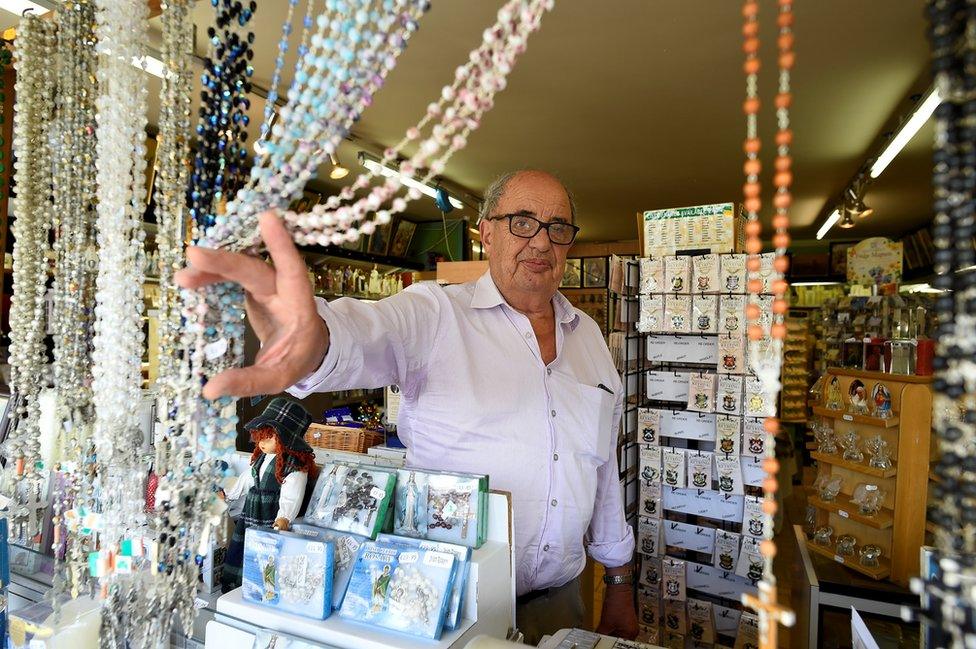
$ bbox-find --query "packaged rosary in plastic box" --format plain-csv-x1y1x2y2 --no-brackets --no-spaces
376,533,471,631
393,468,489,548
305,462,397,538
242,528,335,620
291,523,369,610
338,541,457,640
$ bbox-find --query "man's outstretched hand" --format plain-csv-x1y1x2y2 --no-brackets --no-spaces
175,211,329,400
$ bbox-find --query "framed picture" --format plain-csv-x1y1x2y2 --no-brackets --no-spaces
561,258,582,288
582,257,608,288
829,241,858,279
368,221,393,256
388,218,418,258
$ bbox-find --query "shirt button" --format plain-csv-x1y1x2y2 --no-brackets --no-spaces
524,332,532,339
551,499,558,507
547,368,552,375
553,453,559,461
551,410,556,417
543,544,550,552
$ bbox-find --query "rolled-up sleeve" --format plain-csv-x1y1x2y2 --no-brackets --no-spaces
288,283,442,398
586,389,636,568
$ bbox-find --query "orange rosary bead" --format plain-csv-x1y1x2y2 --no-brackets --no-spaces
762,477,779,493
761,540,777,558
772,299,788,314
777,32,794,50
744,197,761,213
775,92,792,108
743,58,761,75
774,155,792,171
743,38,760,54
774,170,793,187
763,457,780,474
743,182,761,198
764,417,780,434
779,51,795,69
772,232,790,248
775,129,793,145
747,278,763,293
746,256,761,272
771,323,787,339
742,1,759,17
773,256,790,273
748,325,764,341
744,159,761,175
762,499,778,515
745,303,760,320
743,97,760,114
744,137,761,154
772,194,791,211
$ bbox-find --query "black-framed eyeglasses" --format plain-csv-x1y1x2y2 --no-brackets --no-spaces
484,212,580,245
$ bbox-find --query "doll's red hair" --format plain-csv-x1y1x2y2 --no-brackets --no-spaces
249,427,318,484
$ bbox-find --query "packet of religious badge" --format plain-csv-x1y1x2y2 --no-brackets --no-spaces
377,533,471,631
638,295,665,334
242,528,335,620
686,599,716,644
291,523,370,611
692,253,720,294
339,541,457,639
640,257,665,294
305,462,397,538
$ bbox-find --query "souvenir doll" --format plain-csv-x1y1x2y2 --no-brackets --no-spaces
220,398,317,592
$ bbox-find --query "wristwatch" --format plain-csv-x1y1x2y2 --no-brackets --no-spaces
603,572,634,586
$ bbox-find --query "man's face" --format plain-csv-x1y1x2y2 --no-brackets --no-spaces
479,172,574,299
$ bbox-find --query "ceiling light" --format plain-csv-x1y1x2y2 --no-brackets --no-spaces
132,54,166,79
359,153,464,210
329,153,349,180
838,210,856,229
0,1,53,15
816,209,841,240
869,86,941,179
846,187,873,219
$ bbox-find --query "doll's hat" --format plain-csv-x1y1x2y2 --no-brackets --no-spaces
244,397,314,454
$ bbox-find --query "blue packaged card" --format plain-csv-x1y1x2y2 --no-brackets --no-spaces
291,522,370,610
306,462,396,538
242,527,334,620
393,468,488,548
376,533,471,631
338,541,456,639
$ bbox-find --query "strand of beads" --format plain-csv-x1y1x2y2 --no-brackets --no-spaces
276,0,554,250
739,1,796,646
916,1,976,645
154,0,194,450
186,0,256,239
210,0,431,249
50,0,100,611
90,0,150,610
6,13,55,506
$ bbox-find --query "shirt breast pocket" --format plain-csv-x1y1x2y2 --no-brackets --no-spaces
575,383,615,465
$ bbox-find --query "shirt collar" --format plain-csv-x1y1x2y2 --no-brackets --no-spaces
471,271,581,330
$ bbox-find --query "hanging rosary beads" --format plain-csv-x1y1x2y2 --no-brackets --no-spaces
7,13,55,495
50,0,100,611
739,1,796,645
917,1,976,645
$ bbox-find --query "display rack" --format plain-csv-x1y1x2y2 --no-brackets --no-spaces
780,311,813,423
205,492,516,649
806,367,933,585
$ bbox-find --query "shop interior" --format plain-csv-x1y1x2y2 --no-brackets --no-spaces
0,1,965,648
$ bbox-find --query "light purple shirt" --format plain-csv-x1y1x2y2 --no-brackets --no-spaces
290,271,635,594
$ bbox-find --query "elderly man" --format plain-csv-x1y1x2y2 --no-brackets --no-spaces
177,170,638,643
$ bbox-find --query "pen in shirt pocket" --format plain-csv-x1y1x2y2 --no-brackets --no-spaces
597,383,614,395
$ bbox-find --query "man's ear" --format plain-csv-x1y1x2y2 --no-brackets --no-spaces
479,218,492,254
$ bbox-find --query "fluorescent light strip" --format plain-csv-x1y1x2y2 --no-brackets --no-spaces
816,209,841,240
362,158,464,210
870,86,941,179
133,54,166,80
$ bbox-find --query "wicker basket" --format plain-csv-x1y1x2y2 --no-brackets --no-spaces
304,422,384,453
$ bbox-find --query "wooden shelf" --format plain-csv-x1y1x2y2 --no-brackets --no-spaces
808,493,894,529
812,406,899,429
810,451,897,478
826,367,934,384
805,540,891,580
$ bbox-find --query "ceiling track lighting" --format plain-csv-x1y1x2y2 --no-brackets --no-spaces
329,153,349,180
357,151,464,210
816,84,940,240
